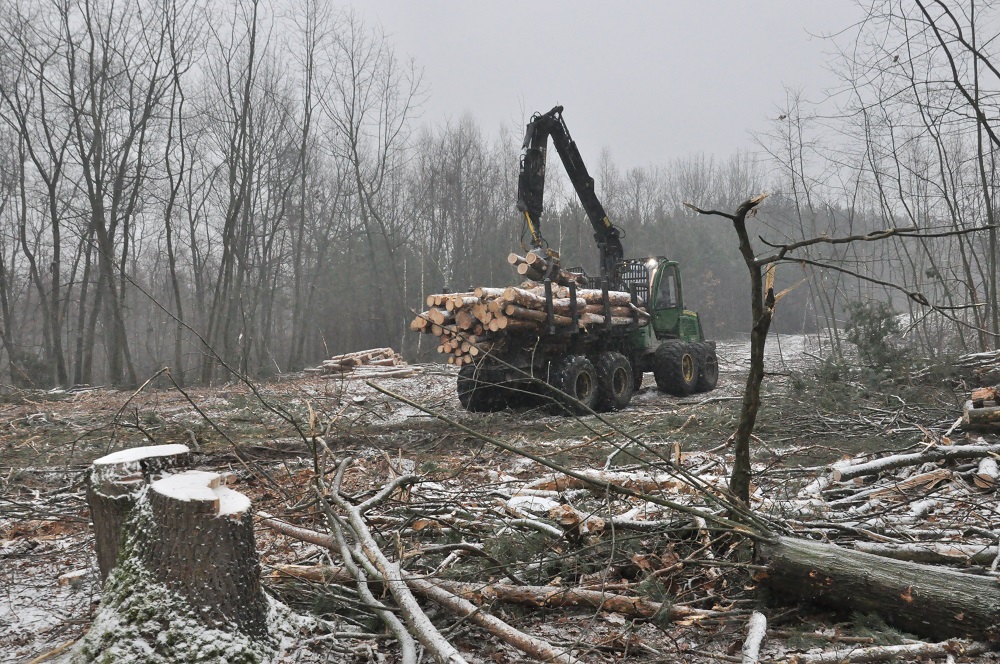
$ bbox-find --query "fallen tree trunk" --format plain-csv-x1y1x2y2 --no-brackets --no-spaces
757,535,1000,641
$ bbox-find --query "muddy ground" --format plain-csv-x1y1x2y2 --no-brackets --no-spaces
0,334,984,663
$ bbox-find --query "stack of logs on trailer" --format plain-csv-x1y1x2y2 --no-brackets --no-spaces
411,256,649,366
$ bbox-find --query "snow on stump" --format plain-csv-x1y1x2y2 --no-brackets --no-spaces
76,448,279,663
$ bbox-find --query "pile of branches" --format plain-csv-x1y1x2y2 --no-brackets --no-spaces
259,446,752,663
254,383,1000,662
780,429,1000,566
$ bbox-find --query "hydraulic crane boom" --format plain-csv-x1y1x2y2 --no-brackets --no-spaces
516,105,625,286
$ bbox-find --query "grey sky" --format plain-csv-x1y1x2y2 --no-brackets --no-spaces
359,1,862,170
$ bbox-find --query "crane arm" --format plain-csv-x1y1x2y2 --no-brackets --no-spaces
516,105,624,282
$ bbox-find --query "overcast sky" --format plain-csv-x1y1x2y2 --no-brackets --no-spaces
357,2,863,170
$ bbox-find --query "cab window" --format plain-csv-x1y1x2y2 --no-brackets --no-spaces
656,266,678,309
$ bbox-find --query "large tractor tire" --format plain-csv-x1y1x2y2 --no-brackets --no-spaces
653,341,698,396
595,351,635,412
457,365,505,412
694,342,719,392
547,355,599,414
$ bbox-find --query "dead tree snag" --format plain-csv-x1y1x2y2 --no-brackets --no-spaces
684,194,769,503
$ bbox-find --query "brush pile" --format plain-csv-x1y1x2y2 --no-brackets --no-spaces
779,428,1000,566
410,278,648,366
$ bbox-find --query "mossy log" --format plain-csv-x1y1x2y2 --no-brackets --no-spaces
757,535,1000,642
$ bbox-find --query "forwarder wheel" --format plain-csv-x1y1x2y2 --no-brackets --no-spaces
457,365,504,412
548,355,599,414
595,351,635,412
694,342,719,393
653,341,698,396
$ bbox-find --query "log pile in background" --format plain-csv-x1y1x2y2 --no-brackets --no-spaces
411,283,648,365
963,384,1000,430
305,347,417,379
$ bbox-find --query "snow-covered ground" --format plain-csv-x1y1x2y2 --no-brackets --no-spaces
0,332,839,662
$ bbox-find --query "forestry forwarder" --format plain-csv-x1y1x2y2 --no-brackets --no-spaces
457,105,718,413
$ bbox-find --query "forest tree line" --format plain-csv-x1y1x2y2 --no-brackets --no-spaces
0,0,997,388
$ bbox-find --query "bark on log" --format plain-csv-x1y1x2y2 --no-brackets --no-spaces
504,304,572,327
975,457,999,489
445,295,478,312
474,287,506,299
757,535,1000,641
428,308,453,326
964,400,1000,430
853,541,999,565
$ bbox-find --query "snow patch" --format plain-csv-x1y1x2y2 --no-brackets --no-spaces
93,444,189,466
151,470,251,516
506,495,561,514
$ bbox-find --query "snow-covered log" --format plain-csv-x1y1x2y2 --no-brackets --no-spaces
741,611,767,664
853,541,998,565
787,640,988,663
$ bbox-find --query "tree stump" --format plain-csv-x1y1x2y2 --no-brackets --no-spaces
75,446,278,663
87,443,191,581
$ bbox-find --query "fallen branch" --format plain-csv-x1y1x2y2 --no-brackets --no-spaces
405,577,577,663
324,461,467,664
267,564,720,622
831,443,1000,482
786,639,989,663
741,611,766,664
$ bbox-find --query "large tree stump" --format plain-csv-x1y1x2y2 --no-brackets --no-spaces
757,535,1000,642
75,446,278,663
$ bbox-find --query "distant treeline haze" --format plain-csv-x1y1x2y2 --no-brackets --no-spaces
0,0,996,387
